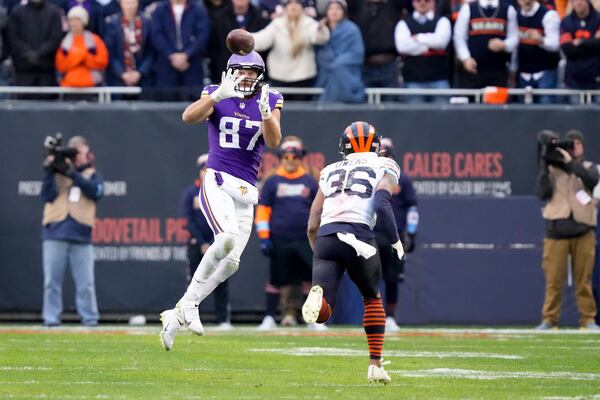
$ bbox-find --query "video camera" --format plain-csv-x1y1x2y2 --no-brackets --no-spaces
43,133,78,174
537,130,574,167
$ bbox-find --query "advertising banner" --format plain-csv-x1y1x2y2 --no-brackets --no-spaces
1,104,597,324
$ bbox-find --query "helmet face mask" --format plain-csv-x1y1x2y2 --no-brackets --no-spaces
230,67,264,98
339,121,381,159
226,51,265,99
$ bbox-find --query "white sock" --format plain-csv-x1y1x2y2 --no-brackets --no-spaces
181,248,220,304
196,256,239,302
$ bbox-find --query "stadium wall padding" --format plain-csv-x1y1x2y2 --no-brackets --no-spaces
1,103,598,325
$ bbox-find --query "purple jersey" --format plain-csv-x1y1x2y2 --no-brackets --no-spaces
201,85,284,185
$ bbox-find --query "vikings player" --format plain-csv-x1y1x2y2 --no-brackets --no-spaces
160,51,283,350
302,122,404,383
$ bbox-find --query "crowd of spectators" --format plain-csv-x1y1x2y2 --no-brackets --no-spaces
0,0,598,101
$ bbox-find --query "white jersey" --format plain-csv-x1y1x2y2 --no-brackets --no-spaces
319,152,401,229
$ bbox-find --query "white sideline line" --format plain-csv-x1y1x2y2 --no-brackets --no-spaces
1,324,598,336
0,366,51,370
249,347,523,359
389,368,600,381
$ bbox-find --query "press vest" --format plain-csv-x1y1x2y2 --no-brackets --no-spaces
542,163,598,226
42,168,97,228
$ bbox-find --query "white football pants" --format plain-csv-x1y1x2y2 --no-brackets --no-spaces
181,169,254,305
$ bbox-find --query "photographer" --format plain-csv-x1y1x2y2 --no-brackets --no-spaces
41,135,103,327
536,130,599,331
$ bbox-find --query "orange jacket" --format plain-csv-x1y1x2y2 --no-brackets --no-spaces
55,31,109,87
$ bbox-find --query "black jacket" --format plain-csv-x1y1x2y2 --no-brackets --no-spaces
349,0,408,57
7,0,63,73
207,4,270,83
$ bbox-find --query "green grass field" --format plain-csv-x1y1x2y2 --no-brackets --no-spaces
1,324,599,399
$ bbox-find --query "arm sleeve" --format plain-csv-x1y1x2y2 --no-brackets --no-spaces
374,189,400,243
560,22,590,58
41,171,58,203
151,9,176,57
251,22,276,52
330,24,364,67
568,161,600,192
503,6,519,53
184,6,210,58
255,178,275,239
535,165,554,201
453,4,472,61
71,171,104,200
578,38,600,51
55,45,87,73
85,35,109,70
105,26,126,77
309,19,330,45
415,17,452,49
395,20,428,55
36,10,63,58
541,10,560,52
7,15,34,55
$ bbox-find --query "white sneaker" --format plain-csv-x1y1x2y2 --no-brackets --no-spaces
368,364,391,384
307,323,329,331
257,315,277,330
302,285,323,324
176,301,204,336
159,309,183,351
385,316,400,333
281,314,298,327
213,322,234,331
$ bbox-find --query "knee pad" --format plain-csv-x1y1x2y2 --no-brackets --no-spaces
212,232,238,259
215,256,240,282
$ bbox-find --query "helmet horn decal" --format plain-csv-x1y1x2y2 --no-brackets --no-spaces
364,126,375,152
357,122,366,150
344,127,360,153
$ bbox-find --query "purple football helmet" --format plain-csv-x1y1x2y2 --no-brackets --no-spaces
226,51,265,98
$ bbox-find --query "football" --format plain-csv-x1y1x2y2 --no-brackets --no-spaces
226,29,255,56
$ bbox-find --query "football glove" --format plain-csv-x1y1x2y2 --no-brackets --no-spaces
260,238,273,257
391,240,406,261
210,69,244,103
258,84,272,120
401,232,416,253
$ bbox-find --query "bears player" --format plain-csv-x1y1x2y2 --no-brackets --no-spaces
160,51,283,350
302,121,404,383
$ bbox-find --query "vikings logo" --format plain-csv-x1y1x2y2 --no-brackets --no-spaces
238,185,248,196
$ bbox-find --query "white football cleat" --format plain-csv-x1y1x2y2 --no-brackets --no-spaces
213,322,234,331
257,315,277,331
177,301,204,336
281,314,298,327
385,316,400,333
302,285,323,324
159,309,183,351
307,323,328,331
368,364,391,384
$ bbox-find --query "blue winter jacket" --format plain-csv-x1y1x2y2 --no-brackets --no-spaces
103,13,155,87
150,0,210,84
315,19,365,103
